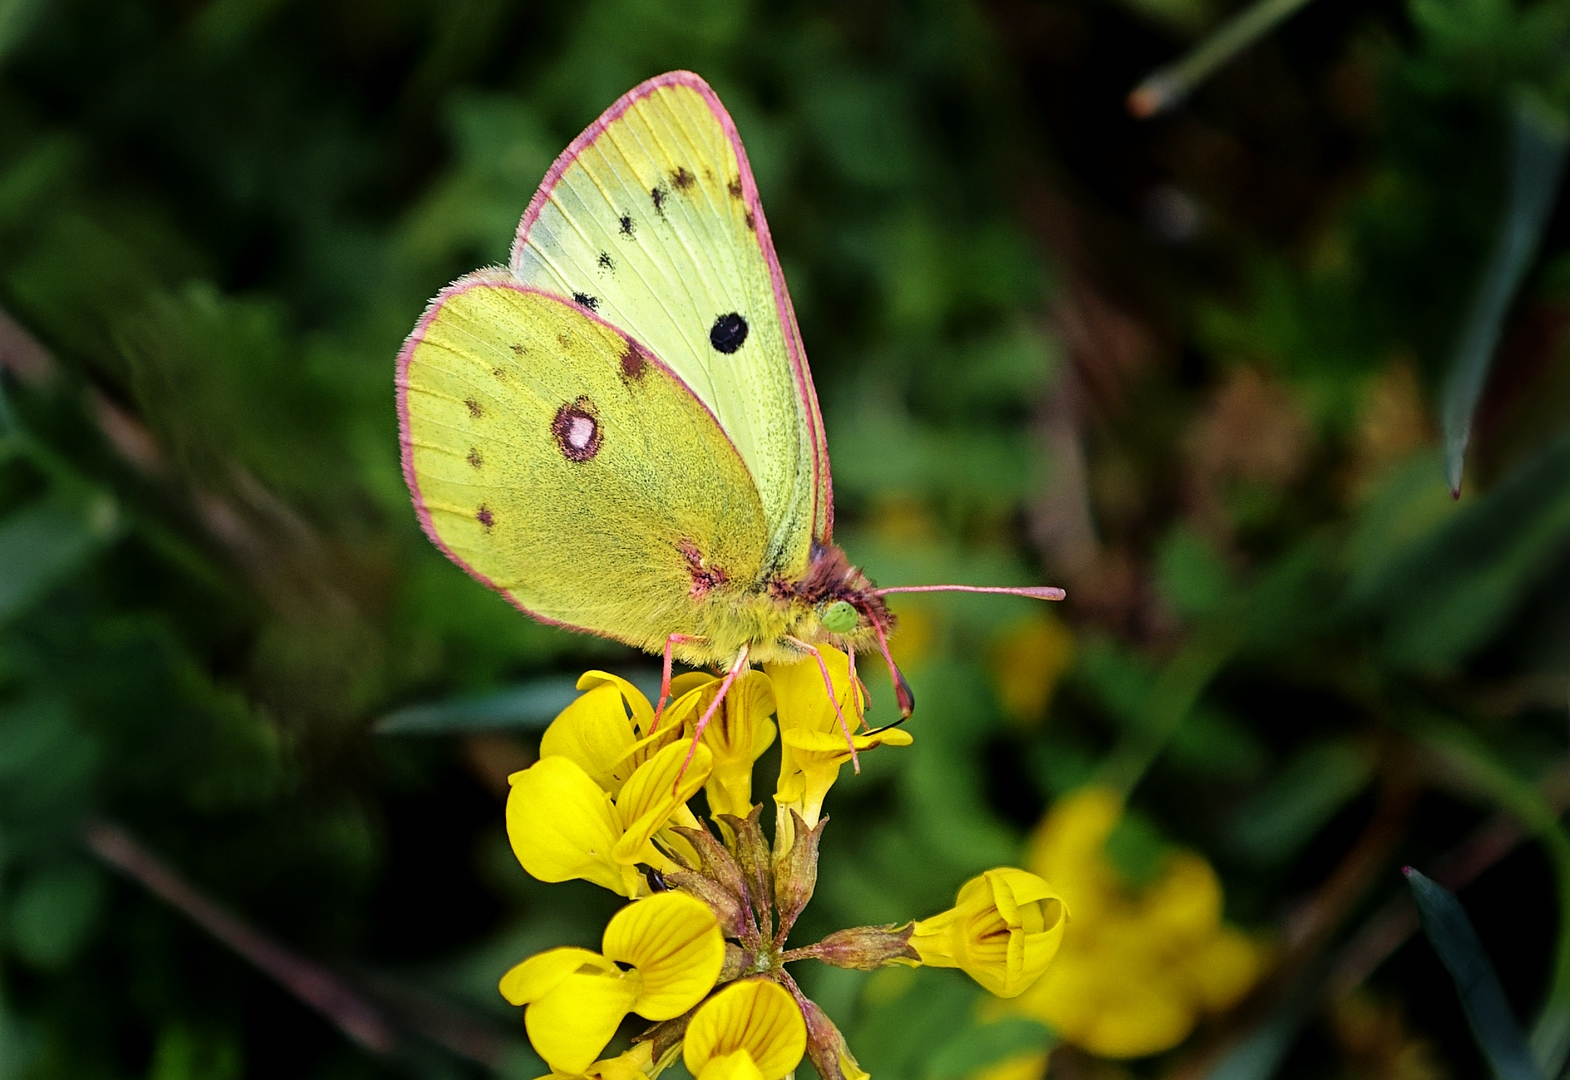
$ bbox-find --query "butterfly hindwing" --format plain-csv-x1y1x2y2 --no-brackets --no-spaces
510,71,831,582
398,275,769,651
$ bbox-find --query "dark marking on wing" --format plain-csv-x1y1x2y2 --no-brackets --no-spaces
671,166,695,192
619,342,648,382
552,397,602,462
509,343,526,355
573,292,600,312
598,251,615,270
476,505,494,529
743,209,755,232
465,398,483,418
727,177,743,199
619,213,634,237
557,332,572,347
681,541,727,599
710,313,749,354
492,366,508,380
467,447,483,469
651,184,668,215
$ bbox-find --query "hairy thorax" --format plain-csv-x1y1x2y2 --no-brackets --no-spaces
677,542,893,668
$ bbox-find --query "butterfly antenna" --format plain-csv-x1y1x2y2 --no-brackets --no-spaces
874,584,1067,600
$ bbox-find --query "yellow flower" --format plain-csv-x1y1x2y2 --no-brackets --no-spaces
500,892,725,1074
506,738,714,897
540,672,706,795
685,670,776,818
1003,786,1263,1059
990,615,1074,725
529,1042,659,1080
910,868,1067,998
683,979,806,1080
767,646,912,834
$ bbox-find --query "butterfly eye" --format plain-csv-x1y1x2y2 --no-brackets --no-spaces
820,600,859,635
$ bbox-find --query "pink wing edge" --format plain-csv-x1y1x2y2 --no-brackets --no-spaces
395,270,755,647
507,69,835,543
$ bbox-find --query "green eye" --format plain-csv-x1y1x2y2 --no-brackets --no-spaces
821,600,858,634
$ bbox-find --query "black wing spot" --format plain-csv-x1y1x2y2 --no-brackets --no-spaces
651,184,668,215
671,166,695,191
727,177,743,199
476,505,494,529
467,447,483,469
619,214,634,237
465,398,483,418
743,209,755,232
598,251,615,270
492,366,508,380
509,343,526,355
710,313,749,354
573,292,600,312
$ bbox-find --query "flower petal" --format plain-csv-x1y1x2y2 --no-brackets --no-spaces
542,682,640,793
577,671,656,735
526,969,642,1074
683,979,806,1080
498,947,612,1005
602,891,725,1020
697,1051,766,1080
612,739,713,865
507,756,633,896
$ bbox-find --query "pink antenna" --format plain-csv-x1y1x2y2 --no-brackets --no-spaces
874,585,1066,601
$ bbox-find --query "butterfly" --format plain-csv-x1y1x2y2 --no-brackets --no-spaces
397,71,1062,766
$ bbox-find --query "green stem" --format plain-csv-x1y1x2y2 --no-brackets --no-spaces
1128,0,1321,118
1095,617,1242,797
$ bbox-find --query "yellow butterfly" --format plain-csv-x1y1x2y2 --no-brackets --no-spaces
397,71,1062,760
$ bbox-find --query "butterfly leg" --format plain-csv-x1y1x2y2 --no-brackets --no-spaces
783,637,860,774
651,633,706,732
676,644,750,789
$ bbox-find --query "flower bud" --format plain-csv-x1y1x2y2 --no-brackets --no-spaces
717,805,773,930
790,924,918,970
796,994,870,1080
667,870,750,940
910,867,1067,998
772,809,826,942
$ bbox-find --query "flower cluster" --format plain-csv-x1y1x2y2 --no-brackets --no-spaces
986,786,1263,1066
502,648,1069,1080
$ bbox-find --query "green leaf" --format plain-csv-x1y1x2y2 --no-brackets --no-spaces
1406,868,1544,1080
926,1017,1056,1080
1228,739,1376,865
1442,94,1570,495
0,494,114,625
7,862,104,970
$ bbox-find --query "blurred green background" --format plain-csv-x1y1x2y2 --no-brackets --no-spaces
4,0,1570,1077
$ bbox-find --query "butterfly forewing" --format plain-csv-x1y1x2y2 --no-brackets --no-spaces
398,276,769,651
510,72,830,580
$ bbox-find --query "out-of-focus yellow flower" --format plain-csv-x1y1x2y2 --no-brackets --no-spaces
500,892,724,1074
683,670,776,818
969,1050,1048,1080
683,978,806,1080
767,646,912,836
910,868,1067,998
990,615,1075,725
887,600,937,669
506,739,713,897
1003,786,1263,1059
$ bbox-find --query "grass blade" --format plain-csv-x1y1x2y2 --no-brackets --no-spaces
1405,868,1543,1080
1442,95,1570,496
1128,0,1319,118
